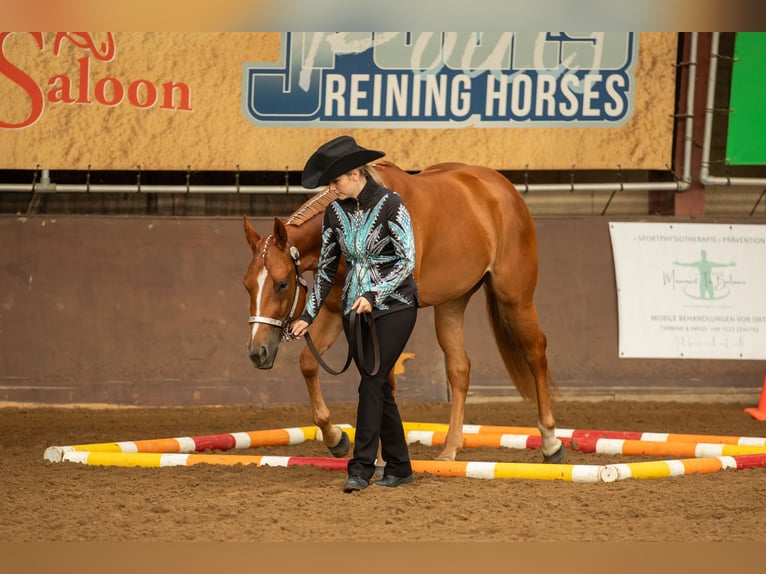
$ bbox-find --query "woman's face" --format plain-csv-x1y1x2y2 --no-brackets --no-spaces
329,169,363,200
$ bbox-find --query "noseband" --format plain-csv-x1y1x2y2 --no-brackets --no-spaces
247,236,307,343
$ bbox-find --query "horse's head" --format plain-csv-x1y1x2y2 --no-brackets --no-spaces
242,216,307,369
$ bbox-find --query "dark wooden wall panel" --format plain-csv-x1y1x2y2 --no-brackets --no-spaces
1,215,762,406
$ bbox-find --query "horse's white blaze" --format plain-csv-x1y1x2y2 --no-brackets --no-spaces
249,267,270,342
249,323,261,342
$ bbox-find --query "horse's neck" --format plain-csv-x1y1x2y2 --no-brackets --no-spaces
377,162,414,200
287,216,324,271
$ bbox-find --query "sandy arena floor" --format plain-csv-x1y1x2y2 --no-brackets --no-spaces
2,399,766,546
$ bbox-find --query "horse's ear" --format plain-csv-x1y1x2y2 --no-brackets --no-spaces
273,217,288,249
243,215,261,251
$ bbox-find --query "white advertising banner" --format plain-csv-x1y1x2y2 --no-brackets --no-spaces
609,222,766,360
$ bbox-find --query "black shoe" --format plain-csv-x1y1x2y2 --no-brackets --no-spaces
342,475,369,493
372,473,414,488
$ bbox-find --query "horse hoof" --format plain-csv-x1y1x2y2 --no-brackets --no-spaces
328,430,350,458
543,443,565,464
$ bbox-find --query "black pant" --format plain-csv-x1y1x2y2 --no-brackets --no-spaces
343,306,417,480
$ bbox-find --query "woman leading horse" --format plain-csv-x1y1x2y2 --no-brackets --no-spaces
242,137,564,470
291,136,419,492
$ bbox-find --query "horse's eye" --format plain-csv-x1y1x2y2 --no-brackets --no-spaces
277,279,289,292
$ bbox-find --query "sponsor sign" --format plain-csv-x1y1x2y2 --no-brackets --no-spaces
242,32,637,128
609,222,766,359
0,33,192,130
0,32,675,171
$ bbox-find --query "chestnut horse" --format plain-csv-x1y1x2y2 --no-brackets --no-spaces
242,161,564,463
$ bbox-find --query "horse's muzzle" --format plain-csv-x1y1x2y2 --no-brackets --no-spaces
249,344,276,369
247,333,282,370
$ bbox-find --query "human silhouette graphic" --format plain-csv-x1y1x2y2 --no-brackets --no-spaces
673,250,735,299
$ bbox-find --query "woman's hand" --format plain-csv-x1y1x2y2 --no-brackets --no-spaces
351,296,372,314
290,319,310,339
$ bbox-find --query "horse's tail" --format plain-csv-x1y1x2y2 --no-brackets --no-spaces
483,281,557,401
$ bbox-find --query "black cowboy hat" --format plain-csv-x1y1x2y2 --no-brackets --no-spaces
301,135,385,189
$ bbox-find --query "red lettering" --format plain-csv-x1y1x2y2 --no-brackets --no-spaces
2,33,192,127
0,32,45,129
160,81,192,111
53,33,116,62
76,57,91,103
128,79,157,108
47,74,77,104
94,77,124,106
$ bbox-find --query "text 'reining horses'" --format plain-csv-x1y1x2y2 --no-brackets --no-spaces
242,161,564,463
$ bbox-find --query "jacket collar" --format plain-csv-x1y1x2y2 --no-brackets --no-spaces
339,178,384,210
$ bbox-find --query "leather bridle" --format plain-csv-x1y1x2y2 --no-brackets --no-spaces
247,236,307,343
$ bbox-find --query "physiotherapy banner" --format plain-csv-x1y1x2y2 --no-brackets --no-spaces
609,222,766,360
725,32,766,166
0,32,677,172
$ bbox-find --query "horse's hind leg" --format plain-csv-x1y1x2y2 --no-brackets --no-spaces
506,301,564,463
433,296,472,461
484,265,563,462
298,307,349,457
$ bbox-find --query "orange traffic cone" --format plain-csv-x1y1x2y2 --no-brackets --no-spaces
745,376,766,421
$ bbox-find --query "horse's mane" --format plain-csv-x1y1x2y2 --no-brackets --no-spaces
285,162,404,227
286,188,336,226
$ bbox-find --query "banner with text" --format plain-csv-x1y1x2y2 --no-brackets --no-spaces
609,222,766,360
243,33,637,128
0,32,677,172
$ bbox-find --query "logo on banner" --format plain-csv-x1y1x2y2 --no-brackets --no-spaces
0,32,193,130
242,32,637,128
667,249,740,301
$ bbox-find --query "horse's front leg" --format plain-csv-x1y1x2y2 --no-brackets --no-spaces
433,297,472,461
298,306,349,457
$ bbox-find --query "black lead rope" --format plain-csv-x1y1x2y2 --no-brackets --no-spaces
304,312,381,377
